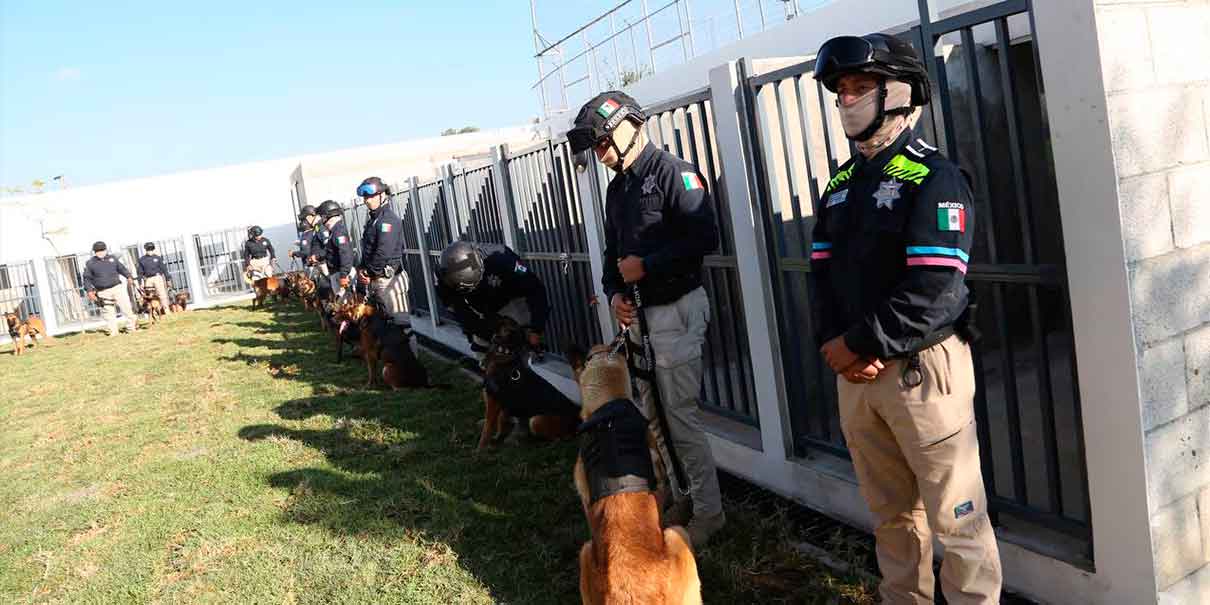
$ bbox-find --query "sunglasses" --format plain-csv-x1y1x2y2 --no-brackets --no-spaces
356,182,380,198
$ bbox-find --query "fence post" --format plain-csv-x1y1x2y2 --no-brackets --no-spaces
572,155,617,342
490,145,521,251
409,177,441,332
440,164,461,241
708,59,794,460
182,234,210,309
31,259,60,336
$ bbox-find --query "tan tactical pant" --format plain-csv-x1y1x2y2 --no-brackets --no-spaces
837,335,1002,604
97,283,137,336
247,256,272,280
368,270,410,325
628,287,723,520
145,274,171,311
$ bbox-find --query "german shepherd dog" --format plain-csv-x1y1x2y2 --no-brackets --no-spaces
170,291,189,313
5,312,50,356
477,317,580,452
139,286,166,325
252,276,283,309
567,344,701,605
333,298,439,390
293,275,318,311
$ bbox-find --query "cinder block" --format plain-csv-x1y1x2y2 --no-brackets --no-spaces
1189,323,1210,412
1151,493,1206,590
1119,173,1174,262
1109,89,1210,178
1097,6,1156,92
1139,338,1189,431
1169,162,1210,249
1158,559,1210,605
1148,6,1210,86
1130,245,1210,345
1146,404,1210,510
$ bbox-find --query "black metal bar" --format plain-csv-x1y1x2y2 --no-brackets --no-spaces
770,80,811,261
928,0,1029,36
988,495,1090,541
961,25,1028,505
644,87,712,117
791,75,825,227
814,79,840,175
933,53,962,162
749,59,817,89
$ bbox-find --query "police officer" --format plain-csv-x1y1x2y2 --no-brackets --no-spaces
243,226,276,281
569,90,725,546
291,205,326,280
810,33,1000,603
318,200,355,303
436,240,550,442
354,177,410,325
83,241,138,336
137,242,173,314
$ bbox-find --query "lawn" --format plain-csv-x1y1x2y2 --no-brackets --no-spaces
0,302,876,604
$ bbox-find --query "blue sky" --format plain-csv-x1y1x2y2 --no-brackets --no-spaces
1,0,811,190
0,1,601,189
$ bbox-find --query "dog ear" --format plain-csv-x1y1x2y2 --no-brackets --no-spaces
565,343,588,372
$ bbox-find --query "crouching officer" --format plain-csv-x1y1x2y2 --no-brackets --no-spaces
569,90,725,546
810,33,1000,603
318,200,355,304
137,242,173,314
292,205,326,281
354,177,410,325
436,240,550,442
243,226,276,281
83,241,138,336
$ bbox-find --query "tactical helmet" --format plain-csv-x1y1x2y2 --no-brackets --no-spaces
298,205,318,220
814,33,931,106
356,177,391,199
248,226,263,238
317,200,343,219
92,241,107,252
144,242,156,251
437,241,485,293
568,91,647,155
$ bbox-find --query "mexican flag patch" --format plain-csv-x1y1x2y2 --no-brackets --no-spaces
336,235,348,244
380,222,393,233
937,202,966,232
597,99,621,118
681,172,704,191
515,261,527,274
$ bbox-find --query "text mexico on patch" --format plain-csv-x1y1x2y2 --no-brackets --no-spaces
937,201,966,232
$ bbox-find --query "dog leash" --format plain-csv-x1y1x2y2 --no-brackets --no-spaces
628,284,692,498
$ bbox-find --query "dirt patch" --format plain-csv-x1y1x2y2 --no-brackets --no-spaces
63,483,103,504
175,447,209,461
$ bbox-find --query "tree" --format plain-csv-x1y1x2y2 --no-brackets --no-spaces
440,126,481,136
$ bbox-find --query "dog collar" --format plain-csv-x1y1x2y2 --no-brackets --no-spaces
578,398,654,505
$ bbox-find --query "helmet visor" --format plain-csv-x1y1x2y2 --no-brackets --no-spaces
815,36,875,89
567,126,604,154
356,182,379,198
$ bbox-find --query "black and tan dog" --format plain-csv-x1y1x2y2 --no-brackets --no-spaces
333,298,439,390
139,286,166,325
476,317,580,452
5,312,50,356
251,276,284,309
567,343,701,604
170,291,189,313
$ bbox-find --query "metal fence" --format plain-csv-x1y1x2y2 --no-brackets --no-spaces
193,228,253,299
738,0,1091,564
0,260,42,326
451,164,508,245
394,189,432,315
44,252,120,327
120,238,194,303
643,89,760,426
505,140,603,359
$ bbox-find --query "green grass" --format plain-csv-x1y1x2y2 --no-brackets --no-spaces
0,303,876,604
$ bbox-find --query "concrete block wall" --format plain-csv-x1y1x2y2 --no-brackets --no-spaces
1097,0,1210,600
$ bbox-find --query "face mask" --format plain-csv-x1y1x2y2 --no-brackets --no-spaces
839,87,882,138
838,80,918,156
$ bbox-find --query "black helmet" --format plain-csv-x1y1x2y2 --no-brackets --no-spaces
438,241,484,293
814,33,931,106
248,226,263,238
298,205,317,220
356,177,391,199
568,90,647,155
92,241,107,252
317,200,343,219
144,242,156,251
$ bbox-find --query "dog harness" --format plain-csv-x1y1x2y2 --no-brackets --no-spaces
483,363,580,420
578,398,655,505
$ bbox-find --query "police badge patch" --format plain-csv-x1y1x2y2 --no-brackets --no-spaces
486,275,502,288
641,174,657,195
874,180,903,210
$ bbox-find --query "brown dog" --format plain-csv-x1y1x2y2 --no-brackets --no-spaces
171,291,189,312
295,275,318,310
333,298,438,390
5,312,50,356
252,276,282,309
568,344,701,605
140,287,166,324
477,318,579,452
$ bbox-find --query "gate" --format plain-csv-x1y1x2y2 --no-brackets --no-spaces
393,189,432,315
505,140,602,359
193,228,253,299
643,89,760,426
451,163,507,245
44,252,137,328
0,260,42,339
740,0,1091,564
416,178,458,324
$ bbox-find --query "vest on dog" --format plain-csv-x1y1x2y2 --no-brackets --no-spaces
483,364,580,420
578,398,655,504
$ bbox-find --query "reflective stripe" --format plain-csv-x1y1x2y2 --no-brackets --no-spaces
907,256,967,273
812,242,833,250
906,245,969,262
811,251,833,260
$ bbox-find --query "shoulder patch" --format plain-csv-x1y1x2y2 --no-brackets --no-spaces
380,222,393,233
514,261,527,274
681,172,704,191
883,154,931,185
337,235,348,244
